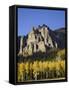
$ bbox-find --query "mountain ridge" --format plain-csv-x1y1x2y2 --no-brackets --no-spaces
18,24,65,57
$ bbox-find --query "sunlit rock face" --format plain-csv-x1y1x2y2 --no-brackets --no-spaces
18,24,65,57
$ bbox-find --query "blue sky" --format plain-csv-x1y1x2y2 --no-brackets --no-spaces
18,8,65,36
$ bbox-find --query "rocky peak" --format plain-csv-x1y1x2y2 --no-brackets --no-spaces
18,25,65,57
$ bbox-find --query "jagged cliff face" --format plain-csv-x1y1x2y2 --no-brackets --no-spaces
18,24,65,57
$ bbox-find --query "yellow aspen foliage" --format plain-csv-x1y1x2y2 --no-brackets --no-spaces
25,62,29,74
17,59,65,81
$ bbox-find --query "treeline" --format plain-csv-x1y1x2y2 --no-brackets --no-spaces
17,49,65,82
18,48,65,62
17,60,65,82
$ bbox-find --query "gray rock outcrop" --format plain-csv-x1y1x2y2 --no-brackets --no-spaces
18,24,65,57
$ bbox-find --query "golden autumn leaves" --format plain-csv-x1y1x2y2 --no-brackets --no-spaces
17,49,65,82
17,60,65,82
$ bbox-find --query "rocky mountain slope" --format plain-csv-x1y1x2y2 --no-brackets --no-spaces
18,24,65,57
